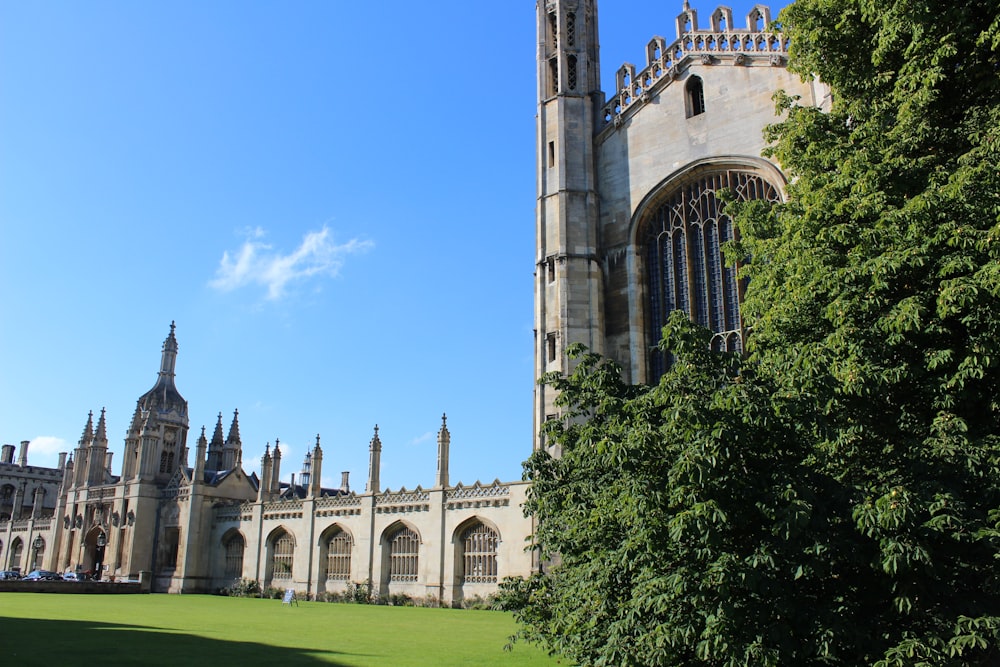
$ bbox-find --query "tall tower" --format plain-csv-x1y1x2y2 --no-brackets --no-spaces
534,0,605,451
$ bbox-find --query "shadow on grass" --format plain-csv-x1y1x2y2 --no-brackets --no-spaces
0,616,353,667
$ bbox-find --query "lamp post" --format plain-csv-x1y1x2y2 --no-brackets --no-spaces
32,535,43,570
96,532,106,581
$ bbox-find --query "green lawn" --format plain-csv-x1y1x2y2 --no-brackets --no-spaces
0,593,566,666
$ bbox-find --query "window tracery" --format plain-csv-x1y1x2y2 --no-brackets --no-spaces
460,522,498,584
224,533,244,578
388,526,418,582
642,169,780,381
326,530,353,580
271,530,294,580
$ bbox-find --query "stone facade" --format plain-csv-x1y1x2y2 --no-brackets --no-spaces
0,324,534,605
534,1,831,448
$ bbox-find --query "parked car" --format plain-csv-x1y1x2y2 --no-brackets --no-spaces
21,569,60,581
0,570,21,580
62,571,84,582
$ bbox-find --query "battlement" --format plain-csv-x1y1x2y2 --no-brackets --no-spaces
600,4,788,128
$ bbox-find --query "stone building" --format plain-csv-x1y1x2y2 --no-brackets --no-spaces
533,1,830,448
2,1,827,597
0,324,533,604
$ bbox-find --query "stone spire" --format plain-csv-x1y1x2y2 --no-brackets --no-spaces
73,411,94,486
366,425,382,494
309,434,323,498
223,409,242,470
435,413,450,488
259,444,273,501
87,408,110,485
207,413,224,471
271,439,282,496
194,425,207,483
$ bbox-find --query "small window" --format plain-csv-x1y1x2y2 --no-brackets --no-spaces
546,257,555,282
548,141,555,168
685,75,705,117
548,58,559,97
546,333,557,362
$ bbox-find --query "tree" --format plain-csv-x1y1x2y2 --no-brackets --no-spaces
502,1,1000,664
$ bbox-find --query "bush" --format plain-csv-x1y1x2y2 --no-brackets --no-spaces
218,578,261,598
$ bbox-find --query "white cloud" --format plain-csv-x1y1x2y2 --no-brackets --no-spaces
210,225,372,300
409,431,433,446
17,436,69,469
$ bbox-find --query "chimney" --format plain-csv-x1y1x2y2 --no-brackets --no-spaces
1,444,14,464
105,452,114,474
17,440,29,467
58,452,68,469
340,471,350,493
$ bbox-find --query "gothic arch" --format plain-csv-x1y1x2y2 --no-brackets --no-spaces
220,528,246,580
452,517,501,588
9,537,23,571
264,526,296,584
318,523,354,583
380,521,421,590
628,157,787,382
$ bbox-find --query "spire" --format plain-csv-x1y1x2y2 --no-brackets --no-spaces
207,412,224,470
160,320,179,377
194,425,207,483
309,434,323,498
136,321,187,422
94,408,108,443
436,413,450,488
366,424,382,494
226,409,242,446
79,411,95,446
223,409,242,471
271,439,282,495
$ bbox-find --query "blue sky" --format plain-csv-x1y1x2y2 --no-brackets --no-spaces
1,2,784,491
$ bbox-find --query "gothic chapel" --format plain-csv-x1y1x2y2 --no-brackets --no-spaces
1,2,828,600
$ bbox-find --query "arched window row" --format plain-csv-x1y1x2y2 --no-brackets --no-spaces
271,531,294,580
224,533,244,578
388,527,419,583
326,530,353,581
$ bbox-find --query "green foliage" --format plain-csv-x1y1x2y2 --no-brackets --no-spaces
504,1,1000,665
217,577,261,598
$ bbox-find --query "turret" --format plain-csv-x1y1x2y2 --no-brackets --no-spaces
86,408,109,485
271,440,282,496
435,413,450,488
366,425,382,494
259,444,273,502
223,409,242,470
534,0,606,452
73,411,94,487
207,413,224,471
194,426,207,483
309,435,323,498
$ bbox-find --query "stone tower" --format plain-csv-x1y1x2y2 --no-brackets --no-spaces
533,2,830,450
534,0,605,452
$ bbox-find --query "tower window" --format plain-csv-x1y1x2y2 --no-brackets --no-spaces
546,257,555,283
567,55,578,91
546,333,557,362
685,76,705,117
548,141,555,168
548,57,559,97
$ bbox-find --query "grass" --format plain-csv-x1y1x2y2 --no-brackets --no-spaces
0,593,566,666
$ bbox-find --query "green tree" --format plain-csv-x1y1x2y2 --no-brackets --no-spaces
503,1,1000,664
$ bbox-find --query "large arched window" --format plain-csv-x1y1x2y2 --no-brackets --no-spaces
459,522,499,584
642,167,780,381
325,529,353,581
387,526,419,583
271,530,294,580
223,533,245,578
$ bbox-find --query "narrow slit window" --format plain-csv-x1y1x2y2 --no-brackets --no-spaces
548,141,555,168
546,333,557,362
685,75,705,117
546,257,555,282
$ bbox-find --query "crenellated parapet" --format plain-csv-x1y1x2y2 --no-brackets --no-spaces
600,4,788,128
